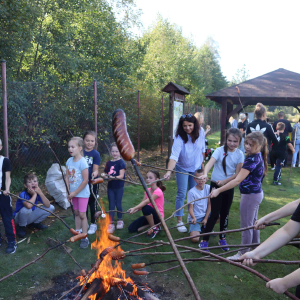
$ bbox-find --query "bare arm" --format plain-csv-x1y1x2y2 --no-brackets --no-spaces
115,169,125,179
35,187,51,208
254,198,300,230
22,189,37,209
164,159,176,180
218,163,243,186
210,168,250,198
128,194,158,214
65,167,70,192
287,142,295,153
91,164,99,179
3,171,11,195
203,198,211,226
188,204,196,224
201,157,216,179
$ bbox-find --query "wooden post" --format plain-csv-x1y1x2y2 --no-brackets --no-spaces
221,99,227,145
93,80,97,138
1,60,8,158
167,91,174,163
161,95,164,154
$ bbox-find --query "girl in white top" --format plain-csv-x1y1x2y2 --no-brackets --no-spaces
199,128,244,251
164,114,205,233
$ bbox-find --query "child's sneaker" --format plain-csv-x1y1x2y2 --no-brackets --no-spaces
199,240,209,251
107,223,115,233
87,223,97,234
218,239,229,251
298,164,300,167
273,181,281,185
176,221,187,233
6,241,17,254
147,226,160,238
17,225,26,238
271,167,275,170
292,164,296,167
226,251,242,260
116,220,124,230
80,237,89,249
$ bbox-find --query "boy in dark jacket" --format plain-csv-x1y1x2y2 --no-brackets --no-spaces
271,122,295,185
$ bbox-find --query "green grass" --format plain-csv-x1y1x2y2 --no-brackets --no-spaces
1,131,300,299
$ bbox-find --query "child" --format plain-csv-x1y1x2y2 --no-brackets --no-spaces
187,169,211,243
271,122,295,185
66,137,90,249
240,198,300,296
200,128,244,251
128,170,165,238
0,139,17,254
14,173,55,238
83,131,101,234
210,131,267,260
104,143,126,233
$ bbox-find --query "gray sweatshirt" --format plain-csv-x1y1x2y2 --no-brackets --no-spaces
293,122,300,140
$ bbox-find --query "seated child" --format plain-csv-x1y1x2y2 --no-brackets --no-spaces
187,168,211,243
14,172,55,238
271,122,295,185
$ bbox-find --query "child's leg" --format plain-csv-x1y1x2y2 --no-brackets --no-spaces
240,192,263,253
274,157,283,181
86,184,98,224
78,197,89,234
252,192,264,244
26,205,55,225
115,187,124,220
219,188,234,239
190,231,201,243
128,216,148,233
107,188,116,223
142,205,155,227
14,207,33,226
72,198,81,230
0,195,16,243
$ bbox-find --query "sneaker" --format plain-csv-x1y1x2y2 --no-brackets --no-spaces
298,164,300,167
271,167,275,170
80,237,89,249
199,240,209,251
6,242,17,254
107,223,115,234
177,221,187,233
147,226,160,239
226,251,242,260
30,223,48,230
87,223,97,235
273,181,281,186
218,239,229,251
17,225,26,238
292,164,296,167
116,220,124,230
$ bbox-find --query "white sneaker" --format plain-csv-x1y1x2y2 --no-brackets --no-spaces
177,221,187,233
292,164,296,167
298,164,300,167
226,251,242,260
107,223,115,233
271,167,275,170
87,223,97,234
116,220,124,230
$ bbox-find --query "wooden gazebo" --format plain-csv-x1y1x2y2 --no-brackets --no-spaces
206,68,300,144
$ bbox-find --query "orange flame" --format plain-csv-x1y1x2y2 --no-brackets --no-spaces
78,203,143,300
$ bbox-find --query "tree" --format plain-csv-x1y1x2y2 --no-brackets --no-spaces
231,64,250,85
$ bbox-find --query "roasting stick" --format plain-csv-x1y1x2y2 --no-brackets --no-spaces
133,160,217,183
100,173,142,185
46,141,75,218
1,190,79,236
0,234,87,283
112,109,201,300
133,241,300,300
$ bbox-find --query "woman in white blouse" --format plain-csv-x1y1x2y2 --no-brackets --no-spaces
164,114,205,233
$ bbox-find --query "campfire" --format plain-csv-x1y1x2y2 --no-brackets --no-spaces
77,211,158,300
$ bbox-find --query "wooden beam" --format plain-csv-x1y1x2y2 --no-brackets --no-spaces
221,98,227,145
227,103,249,120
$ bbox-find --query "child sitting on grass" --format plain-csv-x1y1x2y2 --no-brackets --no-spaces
187,168,211,243
14,172,55,238
271,122,295,185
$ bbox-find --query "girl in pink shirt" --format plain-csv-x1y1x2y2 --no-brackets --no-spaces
128,170,166,238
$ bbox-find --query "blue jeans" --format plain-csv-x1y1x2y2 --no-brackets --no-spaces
107,187,124,221
239,137,245,155
174,165,197,217
292,140,300,165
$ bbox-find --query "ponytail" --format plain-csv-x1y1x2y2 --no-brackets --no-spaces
222,142,228,176
149,170,166,192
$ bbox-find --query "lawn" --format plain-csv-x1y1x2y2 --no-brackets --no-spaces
1,131,300,300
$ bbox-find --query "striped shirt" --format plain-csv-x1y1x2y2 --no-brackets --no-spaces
170,128,205,172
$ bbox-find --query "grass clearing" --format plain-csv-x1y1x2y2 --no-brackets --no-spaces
1,131,300,299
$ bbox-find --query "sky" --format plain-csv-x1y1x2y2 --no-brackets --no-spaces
133,0,300,82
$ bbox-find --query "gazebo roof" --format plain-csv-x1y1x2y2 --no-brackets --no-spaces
206,68,300,106
162,82,190,95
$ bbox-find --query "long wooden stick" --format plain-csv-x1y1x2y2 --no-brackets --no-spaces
131,159,201,300
289,122,298,182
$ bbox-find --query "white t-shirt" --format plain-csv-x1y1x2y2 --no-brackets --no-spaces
187,184,210,221
211,146,244,182
66,157,90,198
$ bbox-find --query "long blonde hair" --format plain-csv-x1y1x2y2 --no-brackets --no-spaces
194,112,204,125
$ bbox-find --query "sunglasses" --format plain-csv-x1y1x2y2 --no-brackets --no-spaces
181,113,192,119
